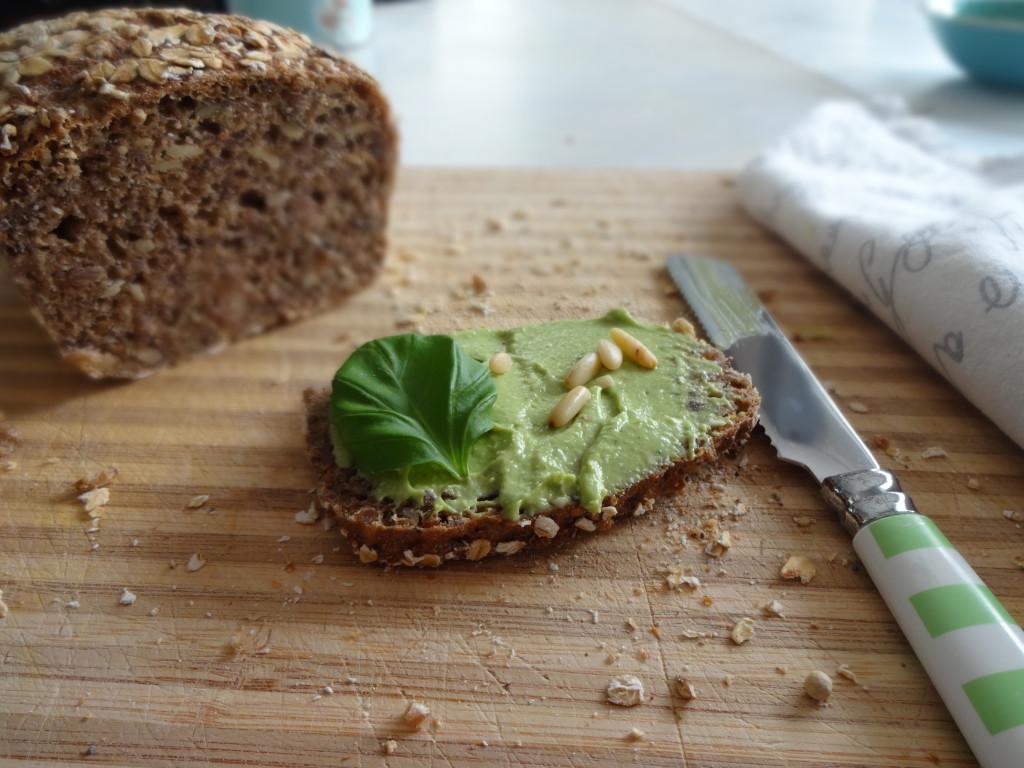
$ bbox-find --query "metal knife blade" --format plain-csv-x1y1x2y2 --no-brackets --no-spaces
667,253,1024,768
666,254,876,484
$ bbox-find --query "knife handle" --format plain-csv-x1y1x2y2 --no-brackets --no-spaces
830,470,1024,768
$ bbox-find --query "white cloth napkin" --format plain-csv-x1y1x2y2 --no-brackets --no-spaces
738,100,1024,452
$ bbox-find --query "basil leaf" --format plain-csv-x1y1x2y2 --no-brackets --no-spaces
329,334,498,479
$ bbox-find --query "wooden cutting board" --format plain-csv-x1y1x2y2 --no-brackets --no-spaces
1,168,1022,768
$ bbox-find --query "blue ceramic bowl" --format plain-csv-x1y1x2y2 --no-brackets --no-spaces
923,0,1024,88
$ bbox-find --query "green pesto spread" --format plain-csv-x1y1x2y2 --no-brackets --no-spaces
332,308,734,520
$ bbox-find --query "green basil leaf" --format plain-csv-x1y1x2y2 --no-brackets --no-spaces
329,334,498,479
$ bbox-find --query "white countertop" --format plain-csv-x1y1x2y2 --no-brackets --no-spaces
343,0,1024,169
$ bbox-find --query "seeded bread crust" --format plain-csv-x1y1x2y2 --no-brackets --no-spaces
303,346,760,567
0,8,398,378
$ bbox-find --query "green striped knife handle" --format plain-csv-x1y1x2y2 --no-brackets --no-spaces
838,471,1024,767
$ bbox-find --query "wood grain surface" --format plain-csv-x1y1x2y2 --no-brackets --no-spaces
1,168,1022,768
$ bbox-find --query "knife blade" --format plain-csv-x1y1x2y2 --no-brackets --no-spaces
668,254,1024,768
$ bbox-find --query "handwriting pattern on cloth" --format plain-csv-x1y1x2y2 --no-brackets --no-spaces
830,212,1023,376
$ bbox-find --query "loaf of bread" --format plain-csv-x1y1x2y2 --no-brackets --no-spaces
303,338,760,568
0,8,398,378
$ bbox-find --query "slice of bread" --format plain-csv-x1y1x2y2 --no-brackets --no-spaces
0,8,397,378
304,341,760,568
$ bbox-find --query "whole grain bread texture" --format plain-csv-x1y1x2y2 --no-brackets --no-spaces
0,8,398,378
304,346,760,567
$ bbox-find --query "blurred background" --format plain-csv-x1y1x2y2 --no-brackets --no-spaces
3,0,1023,168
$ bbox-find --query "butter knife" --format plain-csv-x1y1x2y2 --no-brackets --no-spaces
668,253,1024,768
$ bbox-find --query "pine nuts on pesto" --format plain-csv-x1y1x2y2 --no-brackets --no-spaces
564,351,601,388
489,351,512,374
610,327,658,369
593,374,615,389
596,338,623,370
549,385,591,428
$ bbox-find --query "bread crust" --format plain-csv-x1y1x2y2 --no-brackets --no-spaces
0,9,398,378
304,346,760,567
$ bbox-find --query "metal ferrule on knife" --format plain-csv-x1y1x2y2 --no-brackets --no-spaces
822,468,918,537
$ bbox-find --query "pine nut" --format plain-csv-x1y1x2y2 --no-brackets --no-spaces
671,317,697,336
596,338,623,370
489,352,512,374
594,375,614,389
549,385,591,428
610,327,658,369
564,351,601,388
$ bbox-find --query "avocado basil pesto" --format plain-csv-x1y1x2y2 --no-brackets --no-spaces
330,309,733,521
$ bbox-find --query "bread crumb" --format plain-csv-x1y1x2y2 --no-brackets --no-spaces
730,617,756,644
471,274,488,293
0,589,7,619
705,530,731,557
792,516,816,527
74,466,119,493
78,487,110,514
66,600,80,609
606,675,644,707
294,503,319,524
185,494,211,509
403,701,431,730
966,477,981,490
1014,555,1024,569
762,599,785,617
674,677,696,700
626,727,645,740
836,663,860,685
383,740,398,755
781,555,817,583
0,424,20,458
118,587,137,606
804,670,833,702
920,446,947,459
185,553,206,572
1002,509,1023,522
848,401,869,413
665,565,700,590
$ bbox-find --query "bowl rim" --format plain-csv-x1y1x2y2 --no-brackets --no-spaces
922,0,1024,32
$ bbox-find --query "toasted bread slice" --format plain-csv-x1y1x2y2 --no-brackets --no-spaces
303,340,759,567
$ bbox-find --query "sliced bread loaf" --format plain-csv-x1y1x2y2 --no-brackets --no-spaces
0,8,397,378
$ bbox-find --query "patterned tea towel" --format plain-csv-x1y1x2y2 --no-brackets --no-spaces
738,100,1024,451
